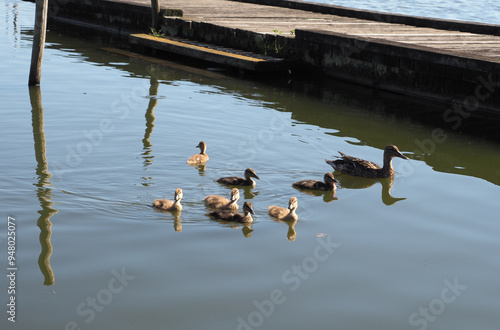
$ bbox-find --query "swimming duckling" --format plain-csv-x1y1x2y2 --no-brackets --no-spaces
292,172,339,191
186,141,209,165
326,145,408,178
268,197,298,221
152,188,183,211
207,201,255,224
203,188,240,210
216,168,260,187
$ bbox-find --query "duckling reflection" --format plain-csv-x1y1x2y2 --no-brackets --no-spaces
207,201,255,224
152,188,183,212
272,218,297,241
193,164,206,176
293,187,338,203
216,168,260,187
241,185,259,199
203,188,239,210
186,141,209,165
173,216,182,232
336,175,406,205
326,145,408,178
268,197,298,221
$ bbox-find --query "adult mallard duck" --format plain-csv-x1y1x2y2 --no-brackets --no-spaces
216,168,260,187
268,197,298,221
186,141,209,165
203,188,240,210
326,145,408,178
207,201,255,224
152,188,183,211
292,172,339,191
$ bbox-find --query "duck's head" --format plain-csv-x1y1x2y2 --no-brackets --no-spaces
243,201,255,215
385,145,408,160
196,141,207,153
245,168,260,180
174,188,183,201
230,188,240,202
288,197,298,211
324,172,339,185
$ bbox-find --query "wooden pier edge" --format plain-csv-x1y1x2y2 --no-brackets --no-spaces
230,0,500,36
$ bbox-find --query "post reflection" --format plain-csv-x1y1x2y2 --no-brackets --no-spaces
141,74,158,186
30,86,57,286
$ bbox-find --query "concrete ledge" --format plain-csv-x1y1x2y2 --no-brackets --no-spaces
230,0,500,36
130,33,288,72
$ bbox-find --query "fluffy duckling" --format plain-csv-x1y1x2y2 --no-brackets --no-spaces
268,197,298,221
203,188,240,210
216,168,260,187
326,145,408,178
186,141,209,165
152,188,183,211
292,172,339,191
207,201,255,224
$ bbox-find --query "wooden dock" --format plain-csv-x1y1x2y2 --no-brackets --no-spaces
125,0,500,62
39,0,500,111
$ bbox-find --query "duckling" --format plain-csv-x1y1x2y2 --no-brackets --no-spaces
268,197,298,221
326,145,408,178
203,188,240,210
292,172,339,191
152,188,183,211
207,201,255,224
186,141,209,165
216,168,260,187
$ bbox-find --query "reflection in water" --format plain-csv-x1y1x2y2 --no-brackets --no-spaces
292,186,338,203
270,218,298,241
219,185,259,200
152,208,183,232
208,218,254,237
193,164,206,176
173,215,182,232
141,73,158,186
336,175,406,205
242,185,259,200
30,86,57,286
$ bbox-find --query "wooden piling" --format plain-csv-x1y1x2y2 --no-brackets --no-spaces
28,0,48,86
151,0,160,30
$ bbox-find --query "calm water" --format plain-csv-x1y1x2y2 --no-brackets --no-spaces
312,0,500,24
2,1,500,330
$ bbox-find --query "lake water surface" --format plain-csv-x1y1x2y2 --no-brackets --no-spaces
1,1,500,329
311,0,499,24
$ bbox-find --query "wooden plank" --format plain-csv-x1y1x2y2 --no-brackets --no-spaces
130,33,287,72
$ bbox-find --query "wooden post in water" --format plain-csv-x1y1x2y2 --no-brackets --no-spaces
28,0,48,86
151,0,161,31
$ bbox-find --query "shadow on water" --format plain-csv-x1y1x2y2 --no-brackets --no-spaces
30,86,57,286
39,26,500,186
